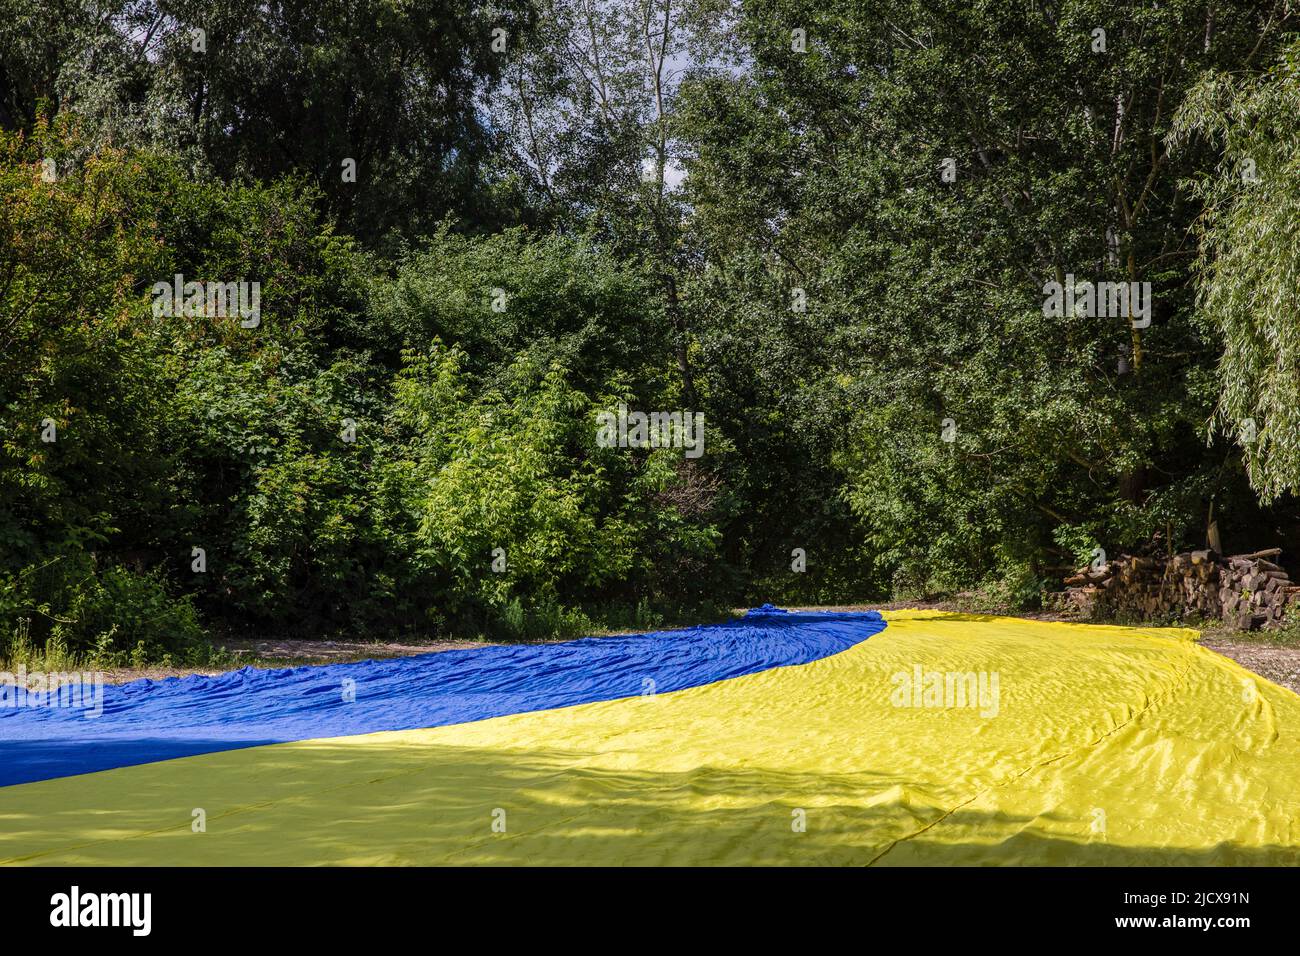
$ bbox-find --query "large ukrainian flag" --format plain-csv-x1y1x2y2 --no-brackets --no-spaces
2,609,1298,865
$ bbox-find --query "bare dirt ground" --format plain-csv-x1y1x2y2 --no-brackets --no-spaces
1197,635,1300,694
93,603,1300,695
221,635,495,662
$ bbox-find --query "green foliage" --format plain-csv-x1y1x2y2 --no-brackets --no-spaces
0,0,536,245
676,0,1298,599
1170,41,1300,503
0,555,203,663
1052,524,1103,571
53,565,205,660
396,347,635,603
371,225,665,383
0,122,728,651
389,339,724,634
7,3,1300,655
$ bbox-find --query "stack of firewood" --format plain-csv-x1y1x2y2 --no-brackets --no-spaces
1055,548,1300,630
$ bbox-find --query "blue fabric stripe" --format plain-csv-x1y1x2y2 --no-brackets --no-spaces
0,608,885,786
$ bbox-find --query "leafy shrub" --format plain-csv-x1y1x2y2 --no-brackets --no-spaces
0,556,205,662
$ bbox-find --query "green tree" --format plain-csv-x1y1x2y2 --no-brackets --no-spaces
0,0,536,245
675,0,1296,593
1171,40,1300,504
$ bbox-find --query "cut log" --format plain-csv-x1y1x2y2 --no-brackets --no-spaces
1228,548,1282,561
1061,547,1296,631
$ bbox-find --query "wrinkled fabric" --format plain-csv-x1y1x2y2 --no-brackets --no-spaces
3,611,1299,866
0,609,885,786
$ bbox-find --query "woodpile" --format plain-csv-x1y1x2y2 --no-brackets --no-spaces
1054,548,1300,630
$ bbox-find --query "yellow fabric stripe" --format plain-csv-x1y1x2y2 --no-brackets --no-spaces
2,611,1298,865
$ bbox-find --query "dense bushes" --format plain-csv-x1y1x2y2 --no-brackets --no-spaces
0,123,732,654
0,556,206,665
6,5,1300,659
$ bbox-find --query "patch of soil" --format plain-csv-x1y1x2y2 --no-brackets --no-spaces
1198,637,1300,695
219,636,496,662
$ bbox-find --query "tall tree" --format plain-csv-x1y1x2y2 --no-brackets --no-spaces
1171,39,1300,504
675,0,1297,589
494,0,741,404
0,0,534,244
